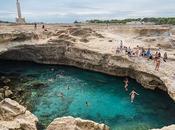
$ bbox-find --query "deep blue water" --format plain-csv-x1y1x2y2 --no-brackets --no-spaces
0,60,175,130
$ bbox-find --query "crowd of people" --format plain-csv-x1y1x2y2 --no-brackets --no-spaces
118,40,169,103
117,40,168,71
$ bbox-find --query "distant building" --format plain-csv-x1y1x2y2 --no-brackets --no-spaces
16,0,25,24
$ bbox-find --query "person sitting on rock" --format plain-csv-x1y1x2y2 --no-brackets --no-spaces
141,47,146,57
129,90,139,103
146,48,152,60
135,45,140,57
127,47,132,56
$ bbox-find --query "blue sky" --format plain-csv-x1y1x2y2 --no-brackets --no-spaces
0,0,175,23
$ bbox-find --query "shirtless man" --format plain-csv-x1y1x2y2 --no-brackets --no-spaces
124,78,129,91
129,90,139,103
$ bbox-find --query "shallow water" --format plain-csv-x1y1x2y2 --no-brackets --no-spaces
0,60,175,130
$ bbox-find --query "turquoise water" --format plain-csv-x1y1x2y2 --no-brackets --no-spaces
0,60,175,130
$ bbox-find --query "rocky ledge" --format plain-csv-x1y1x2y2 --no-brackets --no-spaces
0,39,174,101
47,116,109,130
0,98,38,130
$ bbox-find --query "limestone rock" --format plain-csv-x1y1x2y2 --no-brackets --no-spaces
47,116,109,130
0,31,37,43
0,93,4,100
152,125,175,130
0,98,38,130
3,79,11,84
4,90,13,98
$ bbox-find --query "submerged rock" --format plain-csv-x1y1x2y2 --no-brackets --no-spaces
46,116,109,130
3,78,11,84
30,82,48,89
0,98,38,130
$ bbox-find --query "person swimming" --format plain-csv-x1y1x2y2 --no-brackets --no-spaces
57,92,64,98
124,78,129,91
67,85,70,90
86,101,89,107
129,90,139,103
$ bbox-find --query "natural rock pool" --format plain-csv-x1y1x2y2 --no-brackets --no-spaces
0,60,175,130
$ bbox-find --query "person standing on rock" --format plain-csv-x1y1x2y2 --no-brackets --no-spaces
129,90,139,103
124,78,129,91
155,57,161,71
34,23,37,30
154,51,158,64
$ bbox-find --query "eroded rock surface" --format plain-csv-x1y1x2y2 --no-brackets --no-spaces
47,116,109,130
0,24,175,130
0,98,38,130
0,31,38,43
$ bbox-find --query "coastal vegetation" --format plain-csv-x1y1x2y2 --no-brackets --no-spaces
87,17,175,25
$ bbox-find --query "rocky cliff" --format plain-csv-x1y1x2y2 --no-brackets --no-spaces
0,98,38,130
0,25,175,130
0,41,171,98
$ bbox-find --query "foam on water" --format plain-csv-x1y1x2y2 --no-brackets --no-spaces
0,60,175,130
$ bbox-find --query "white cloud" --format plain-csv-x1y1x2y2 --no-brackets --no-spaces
0,0,175,23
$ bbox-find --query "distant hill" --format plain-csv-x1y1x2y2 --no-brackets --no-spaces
87,17,175,25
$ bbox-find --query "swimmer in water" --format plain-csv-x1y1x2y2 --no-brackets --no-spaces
86,101,89,107
48,78,54,82
124,78,129,91
67,86,70,90
129,90,139,103
57,92,64,98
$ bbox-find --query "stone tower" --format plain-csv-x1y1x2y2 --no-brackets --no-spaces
16,0,26,24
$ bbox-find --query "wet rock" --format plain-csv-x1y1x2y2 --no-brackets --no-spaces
4,89,13,98
3,78,11,84
0,98,38,130
47,116,109,130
